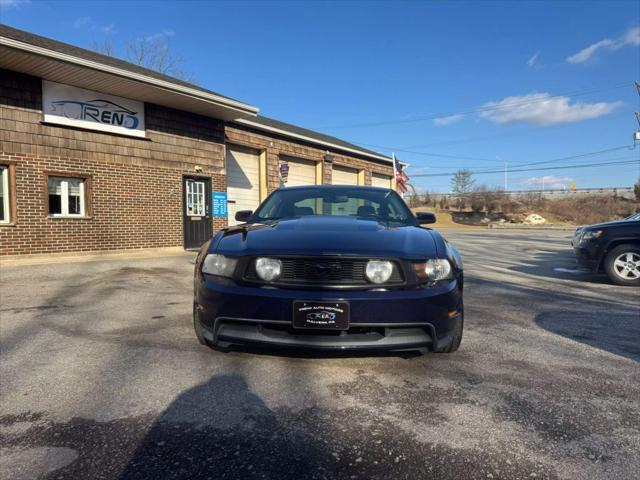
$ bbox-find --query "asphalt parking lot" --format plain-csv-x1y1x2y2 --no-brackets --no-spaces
1,229,639,480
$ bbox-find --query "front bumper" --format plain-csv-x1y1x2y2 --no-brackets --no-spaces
573,241,603,272
195,276,462,351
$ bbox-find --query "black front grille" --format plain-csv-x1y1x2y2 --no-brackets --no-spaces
244,257,404,287
283,259,366,283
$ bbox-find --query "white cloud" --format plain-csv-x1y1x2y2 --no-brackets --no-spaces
567,26,640,64
521,176,573,189
102,23,116,34
73,16,116,34
433,114,464,127
407,166,432,175
0,0,30,7
479,93,623,126
143,29,176,42
73,16,92,29
527,51,540,68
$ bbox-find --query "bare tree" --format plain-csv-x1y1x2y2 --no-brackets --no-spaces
91,36,194,82
92,39,115,57
470,185,503,214
635,178,640,202
451,169,475,209
126,36,191,81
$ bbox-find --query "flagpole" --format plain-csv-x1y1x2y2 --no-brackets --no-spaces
392,152,397,192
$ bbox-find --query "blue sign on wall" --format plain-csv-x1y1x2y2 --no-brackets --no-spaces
212,192,228,217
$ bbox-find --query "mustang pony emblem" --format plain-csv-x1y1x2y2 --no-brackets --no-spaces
308,262,342,276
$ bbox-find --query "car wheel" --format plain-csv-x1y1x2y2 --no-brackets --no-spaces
436,306,464,353
604,244,640,286
193,303,209,346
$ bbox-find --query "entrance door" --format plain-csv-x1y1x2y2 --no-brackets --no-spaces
183,176,212,249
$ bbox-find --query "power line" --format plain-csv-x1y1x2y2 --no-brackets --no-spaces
505,145,636,169
355,143,633,168
410,158,639,178
352,110,633,152
402,144,636,171
316,82,632,130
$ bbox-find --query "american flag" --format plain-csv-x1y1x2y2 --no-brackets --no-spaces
393,153,409,193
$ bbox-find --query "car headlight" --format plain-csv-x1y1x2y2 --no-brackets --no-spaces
202,254,238,278
581,230,603,242
365,260,394,284
414,259,453,282
255,257,282,281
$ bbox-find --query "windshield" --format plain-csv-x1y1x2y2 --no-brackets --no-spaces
252,186,416,226
625,213,640,221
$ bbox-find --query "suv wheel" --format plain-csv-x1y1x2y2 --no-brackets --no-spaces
604,244,640,286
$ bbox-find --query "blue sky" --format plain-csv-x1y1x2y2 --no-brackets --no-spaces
2,0,639,192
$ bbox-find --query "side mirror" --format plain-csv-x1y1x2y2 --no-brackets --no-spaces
416,212,436,225
235,210,253,222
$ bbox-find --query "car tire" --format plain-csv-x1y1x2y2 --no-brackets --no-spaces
193,303,209,346
436,306,464,353
604,244,640,287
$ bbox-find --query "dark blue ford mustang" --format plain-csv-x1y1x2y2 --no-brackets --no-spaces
193,185,464,353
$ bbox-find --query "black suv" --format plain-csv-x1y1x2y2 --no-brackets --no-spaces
572,213,640,286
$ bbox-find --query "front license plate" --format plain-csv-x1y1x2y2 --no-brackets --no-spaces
293,301,350,330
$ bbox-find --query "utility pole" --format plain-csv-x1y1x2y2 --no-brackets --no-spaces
542,176,545,193
497,156,507,191
504,161,508,191
635,82,640,142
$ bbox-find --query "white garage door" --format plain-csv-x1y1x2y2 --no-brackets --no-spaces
332,165,359,185
226,145,260,225
371,173,392,188
285,158,317,187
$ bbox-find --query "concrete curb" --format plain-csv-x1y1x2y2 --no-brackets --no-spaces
0,246,192,267
487,223,576,231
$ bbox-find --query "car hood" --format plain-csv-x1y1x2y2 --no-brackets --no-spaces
582,219,640,230
213,216,439,259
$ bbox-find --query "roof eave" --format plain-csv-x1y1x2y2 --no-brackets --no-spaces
0,35,259,120
234,118,393,165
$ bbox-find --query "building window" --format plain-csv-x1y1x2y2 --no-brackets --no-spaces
0,166,9,223
48,176,86,217
186,179,205,216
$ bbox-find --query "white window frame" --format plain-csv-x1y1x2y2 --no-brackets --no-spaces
48,176,86,218
186,180,206,217
0,166,9,224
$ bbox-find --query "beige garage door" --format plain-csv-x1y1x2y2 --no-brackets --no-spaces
332,165,359,185
371,173,392,188
226,145,260,225
285,157,317,187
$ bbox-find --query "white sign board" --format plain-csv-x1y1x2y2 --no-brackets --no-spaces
42,80,145,138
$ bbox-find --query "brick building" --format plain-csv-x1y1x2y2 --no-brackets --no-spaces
0,25,395,256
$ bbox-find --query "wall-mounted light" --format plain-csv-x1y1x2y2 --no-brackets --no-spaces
195,165,203,173
324,151,334,163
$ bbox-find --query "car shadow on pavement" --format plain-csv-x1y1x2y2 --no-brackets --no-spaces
535,311,640,362
211,343,424,360
509,247,611,285
118,374,327,480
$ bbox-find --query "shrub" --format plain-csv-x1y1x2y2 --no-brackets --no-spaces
498,198,525,214
545,196,638,224
469,186,503,214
